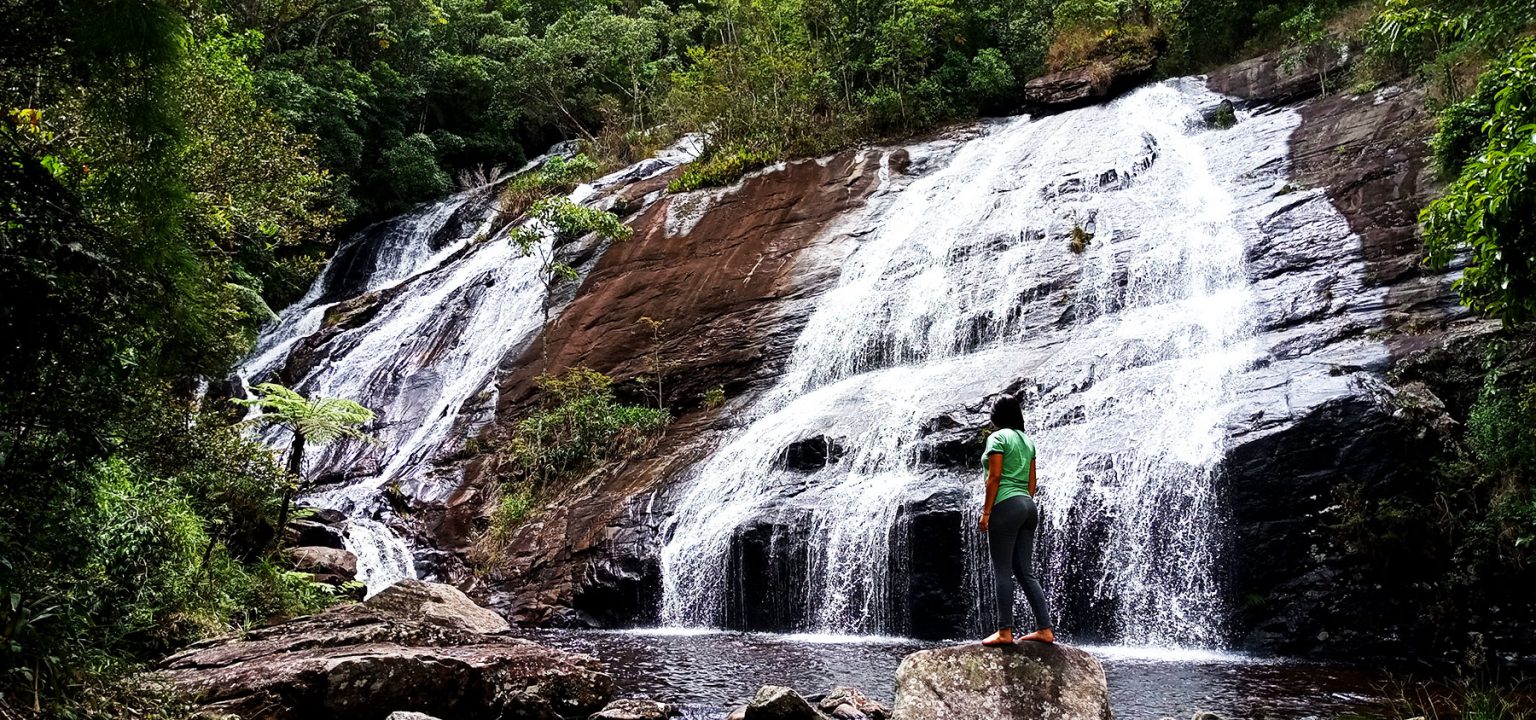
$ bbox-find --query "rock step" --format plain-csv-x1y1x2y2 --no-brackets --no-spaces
892,642,1110,720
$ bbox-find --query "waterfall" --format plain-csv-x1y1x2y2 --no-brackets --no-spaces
659,79,1302,645
238,145,697,595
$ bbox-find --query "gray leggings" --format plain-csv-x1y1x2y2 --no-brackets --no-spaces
987,494,1053,631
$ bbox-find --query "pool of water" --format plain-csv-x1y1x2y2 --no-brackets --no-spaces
516,629,1401,719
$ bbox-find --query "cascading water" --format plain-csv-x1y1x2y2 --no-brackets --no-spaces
238,144,698,594
660,79,1305,645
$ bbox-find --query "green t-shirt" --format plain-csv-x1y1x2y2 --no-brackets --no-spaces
983,428,1036,504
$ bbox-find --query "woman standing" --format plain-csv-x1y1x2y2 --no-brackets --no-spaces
979,395,1055,646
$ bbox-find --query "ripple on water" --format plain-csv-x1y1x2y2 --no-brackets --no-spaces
517,630,1405,720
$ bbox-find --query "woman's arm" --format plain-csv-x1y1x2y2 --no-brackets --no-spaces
1029,457,1037,497
981,453,1003,530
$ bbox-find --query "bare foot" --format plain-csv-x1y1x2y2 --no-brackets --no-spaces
1018,628,1055,643
981,629,1014,646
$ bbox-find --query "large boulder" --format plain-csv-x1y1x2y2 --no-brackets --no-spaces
1019,30,1163,110
367,578,511,634
892,643,1110,720
155,581,610,720
286,546,358,580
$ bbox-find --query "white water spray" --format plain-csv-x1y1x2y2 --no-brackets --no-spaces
660,80,1304,645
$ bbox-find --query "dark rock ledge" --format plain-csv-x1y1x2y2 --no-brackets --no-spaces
154,580,614,720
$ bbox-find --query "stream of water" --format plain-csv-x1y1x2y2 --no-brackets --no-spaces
236,145,698,594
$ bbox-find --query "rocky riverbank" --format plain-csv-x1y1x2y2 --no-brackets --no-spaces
154,581,613,719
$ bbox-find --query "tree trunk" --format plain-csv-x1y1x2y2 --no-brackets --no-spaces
273,432,305,549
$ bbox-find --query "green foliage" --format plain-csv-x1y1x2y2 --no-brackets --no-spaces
499,153,603,217
1423,39,1536,323
1467,371,1536,475
490,485,537,539
235,383,377,448
382,134,454,204
499,367,670,493
1210,102,1237,129
667,145,780,192
0,408,335,715
1279,5,1334,94
177,27,341,310
506,197,631,304
513,197,632,248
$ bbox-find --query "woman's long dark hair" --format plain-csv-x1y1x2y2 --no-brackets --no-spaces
990,395,1025,431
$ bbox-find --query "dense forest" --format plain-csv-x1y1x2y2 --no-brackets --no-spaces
2,0,1534,715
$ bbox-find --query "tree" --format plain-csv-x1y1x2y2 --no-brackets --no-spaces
1423,39,1536,323
507,197,632,364
234,383,377,541
1281,5,1334,96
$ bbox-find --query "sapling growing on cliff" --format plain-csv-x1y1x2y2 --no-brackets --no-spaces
507,197,633,364
637,316,681,410
234,383,377,545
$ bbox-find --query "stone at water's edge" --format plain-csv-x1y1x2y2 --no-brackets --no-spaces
589,697,681,719
154,580,611,720
892,643,1111,720
747,685,830,720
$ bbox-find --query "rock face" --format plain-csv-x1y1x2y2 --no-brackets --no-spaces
892,644,1111,720
284,518,346,549
1209,45,1500,658
816,687,889,719
236,20,1524,662
1021,62,1153,109
156,581,612,720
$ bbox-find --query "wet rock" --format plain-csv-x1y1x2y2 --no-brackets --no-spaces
286,546,357,579
1204,99,1237,129
590,698,680,719
727,511,813,631
463,150,895,620
1205,37,1353,107
892,643,1111,720
780,435,846,472
306,507,347,525
727,706,748,720
366,579,510,635
284,519,345,550
746,685,827,720
155,581,611,719
816,687,887,719
889,488,972,640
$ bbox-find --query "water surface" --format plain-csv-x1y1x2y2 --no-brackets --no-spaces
518,629,1399,719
